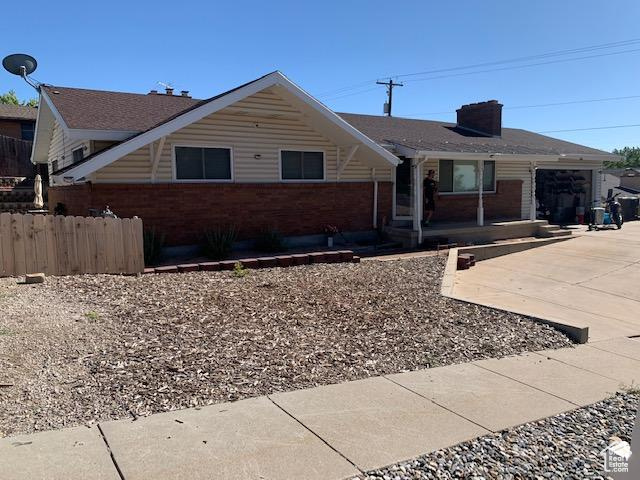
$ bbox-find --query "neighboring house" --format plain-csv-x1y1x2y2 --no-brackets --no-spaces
0,104,36,142
30,71,618,247
0,104,39,213
602,167,640,198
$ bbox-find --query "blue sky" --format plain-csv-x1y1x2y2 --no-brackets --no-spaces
3,0,639,152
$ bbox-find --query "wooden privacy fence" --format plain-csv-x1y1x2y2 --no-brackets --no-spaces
0,213,144,277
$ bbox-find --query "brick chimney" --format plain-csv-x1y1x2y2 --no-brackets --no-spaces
456,100,503,136
165,86,174,96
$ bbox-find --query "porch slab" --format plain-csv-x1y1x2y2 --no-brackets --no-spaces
0,426,119,480
474,352,621,406
269,376,488,471
538,345,640,386
386,362,573,432
99,396,358,480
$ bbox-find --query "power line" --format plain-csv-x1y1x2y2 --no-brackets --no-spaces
316,37,640,98
537,124,640,134
403,94,640,117
396,38,640,79
321,47,640,102
401,47,640,84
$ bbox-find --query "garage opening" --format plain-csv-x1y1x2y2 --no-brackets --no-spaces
536,169,593,224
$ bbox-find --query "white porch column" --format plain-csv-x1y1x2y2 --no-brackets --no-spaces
412,158,423,241
477,160,484,226
529,161,537,220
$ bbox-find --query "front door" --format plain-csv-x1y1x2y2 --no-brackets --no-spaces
395,157,413,218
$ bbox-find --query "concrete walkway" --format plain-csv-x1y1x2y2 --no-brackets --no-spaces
3,338,640,480
452,222,640,342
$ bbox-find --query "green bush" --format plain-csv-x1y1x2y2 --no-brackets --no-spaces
143,227,165,265
203,226,238,260
254,228,286,253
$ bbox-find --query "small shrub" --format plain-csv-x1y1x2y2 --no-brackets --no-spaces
143,228,166,266
203,226,238,260
85,311,99,321
233,262,248,278
254,228,286,253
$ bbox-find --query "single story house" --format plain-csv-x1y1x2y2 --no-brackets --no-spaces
31,71,618,247
1,104,40,213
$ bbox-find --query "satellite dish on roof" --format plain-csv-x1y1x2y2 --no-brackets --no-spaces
2,53,40,91
2,53,38,76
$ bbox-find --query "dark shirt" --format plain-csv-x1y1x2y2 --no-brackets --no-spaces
423,177,437,198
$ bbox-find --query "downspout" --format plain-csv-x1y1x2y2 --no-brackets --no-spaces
372,168,378,229
477,160,484,226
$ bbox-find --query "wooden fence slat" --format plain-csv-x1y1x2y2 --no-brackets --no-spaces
94,218,107,274
0,213,13,276
73,216,87,274
121,218,134,274
32,214,48,273
113,218,126,274
23,214,38,274
84,217,97,274
132,217,144,273
104,217,118,274
44,215,57,276
11,214,26,276
55,215,69,275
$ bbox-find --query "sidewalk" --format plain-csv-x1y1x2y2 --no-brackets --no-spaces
3,337,640,480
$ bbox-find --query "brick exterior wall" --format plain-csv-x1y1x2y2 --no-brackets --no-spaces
431,179,523,222
48,182,393,246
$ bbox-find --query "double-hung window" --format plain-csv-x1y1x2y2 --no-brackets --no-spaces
280,150,324,180
439,160,495,193
174,146,232,181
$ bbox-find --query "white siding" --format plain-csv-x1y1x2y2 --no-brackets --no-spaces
47,121,89,174
93,88,393,183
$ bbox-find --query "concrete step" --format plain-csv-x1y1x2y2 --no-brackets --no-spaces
539,229,572,238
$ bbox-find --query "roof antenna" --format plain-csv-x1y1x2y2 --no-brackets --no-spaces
2,53,40,92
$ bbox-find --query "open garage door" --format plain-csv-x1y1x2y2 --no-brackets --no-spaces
536,169,593,224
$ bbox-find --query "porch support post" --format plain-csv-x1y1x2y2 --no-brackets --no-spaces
412,157,424,242
477,160,484,226
530,161,537,220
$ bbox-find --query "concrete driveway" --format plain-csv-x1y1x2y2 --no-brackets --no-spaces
452,221,640,342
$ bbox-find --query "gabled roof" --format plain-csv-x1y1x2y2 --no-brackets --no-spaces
41,85,201,131
0,104,37,121
338,113,612,157
48,71,400,180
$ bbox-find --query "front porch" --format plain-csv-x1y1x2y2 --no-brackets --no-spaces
385,219,557,248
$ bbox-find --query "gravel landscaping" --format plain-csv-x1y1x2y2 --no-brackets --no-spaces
0,256,572,437
363,392,638,480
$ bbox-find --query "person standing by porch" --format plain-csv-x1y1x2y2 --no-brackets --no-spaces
423,169,438,227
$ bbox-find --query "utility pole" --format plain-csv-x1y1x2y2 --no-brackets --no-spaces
377,79,403,116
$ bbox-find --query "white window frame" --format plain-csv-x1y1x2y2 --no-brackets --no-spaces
438,159,497,195
278,148,326,182
171,143,234,183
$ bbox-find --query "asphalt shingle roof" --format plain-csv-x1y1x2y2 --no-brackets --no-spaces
0,104,37,121
337,113,611,156
41,80,611,158
42,85,202,131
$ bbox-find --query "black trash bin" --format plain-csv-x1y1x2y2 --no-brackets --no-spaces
618,196,639,221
